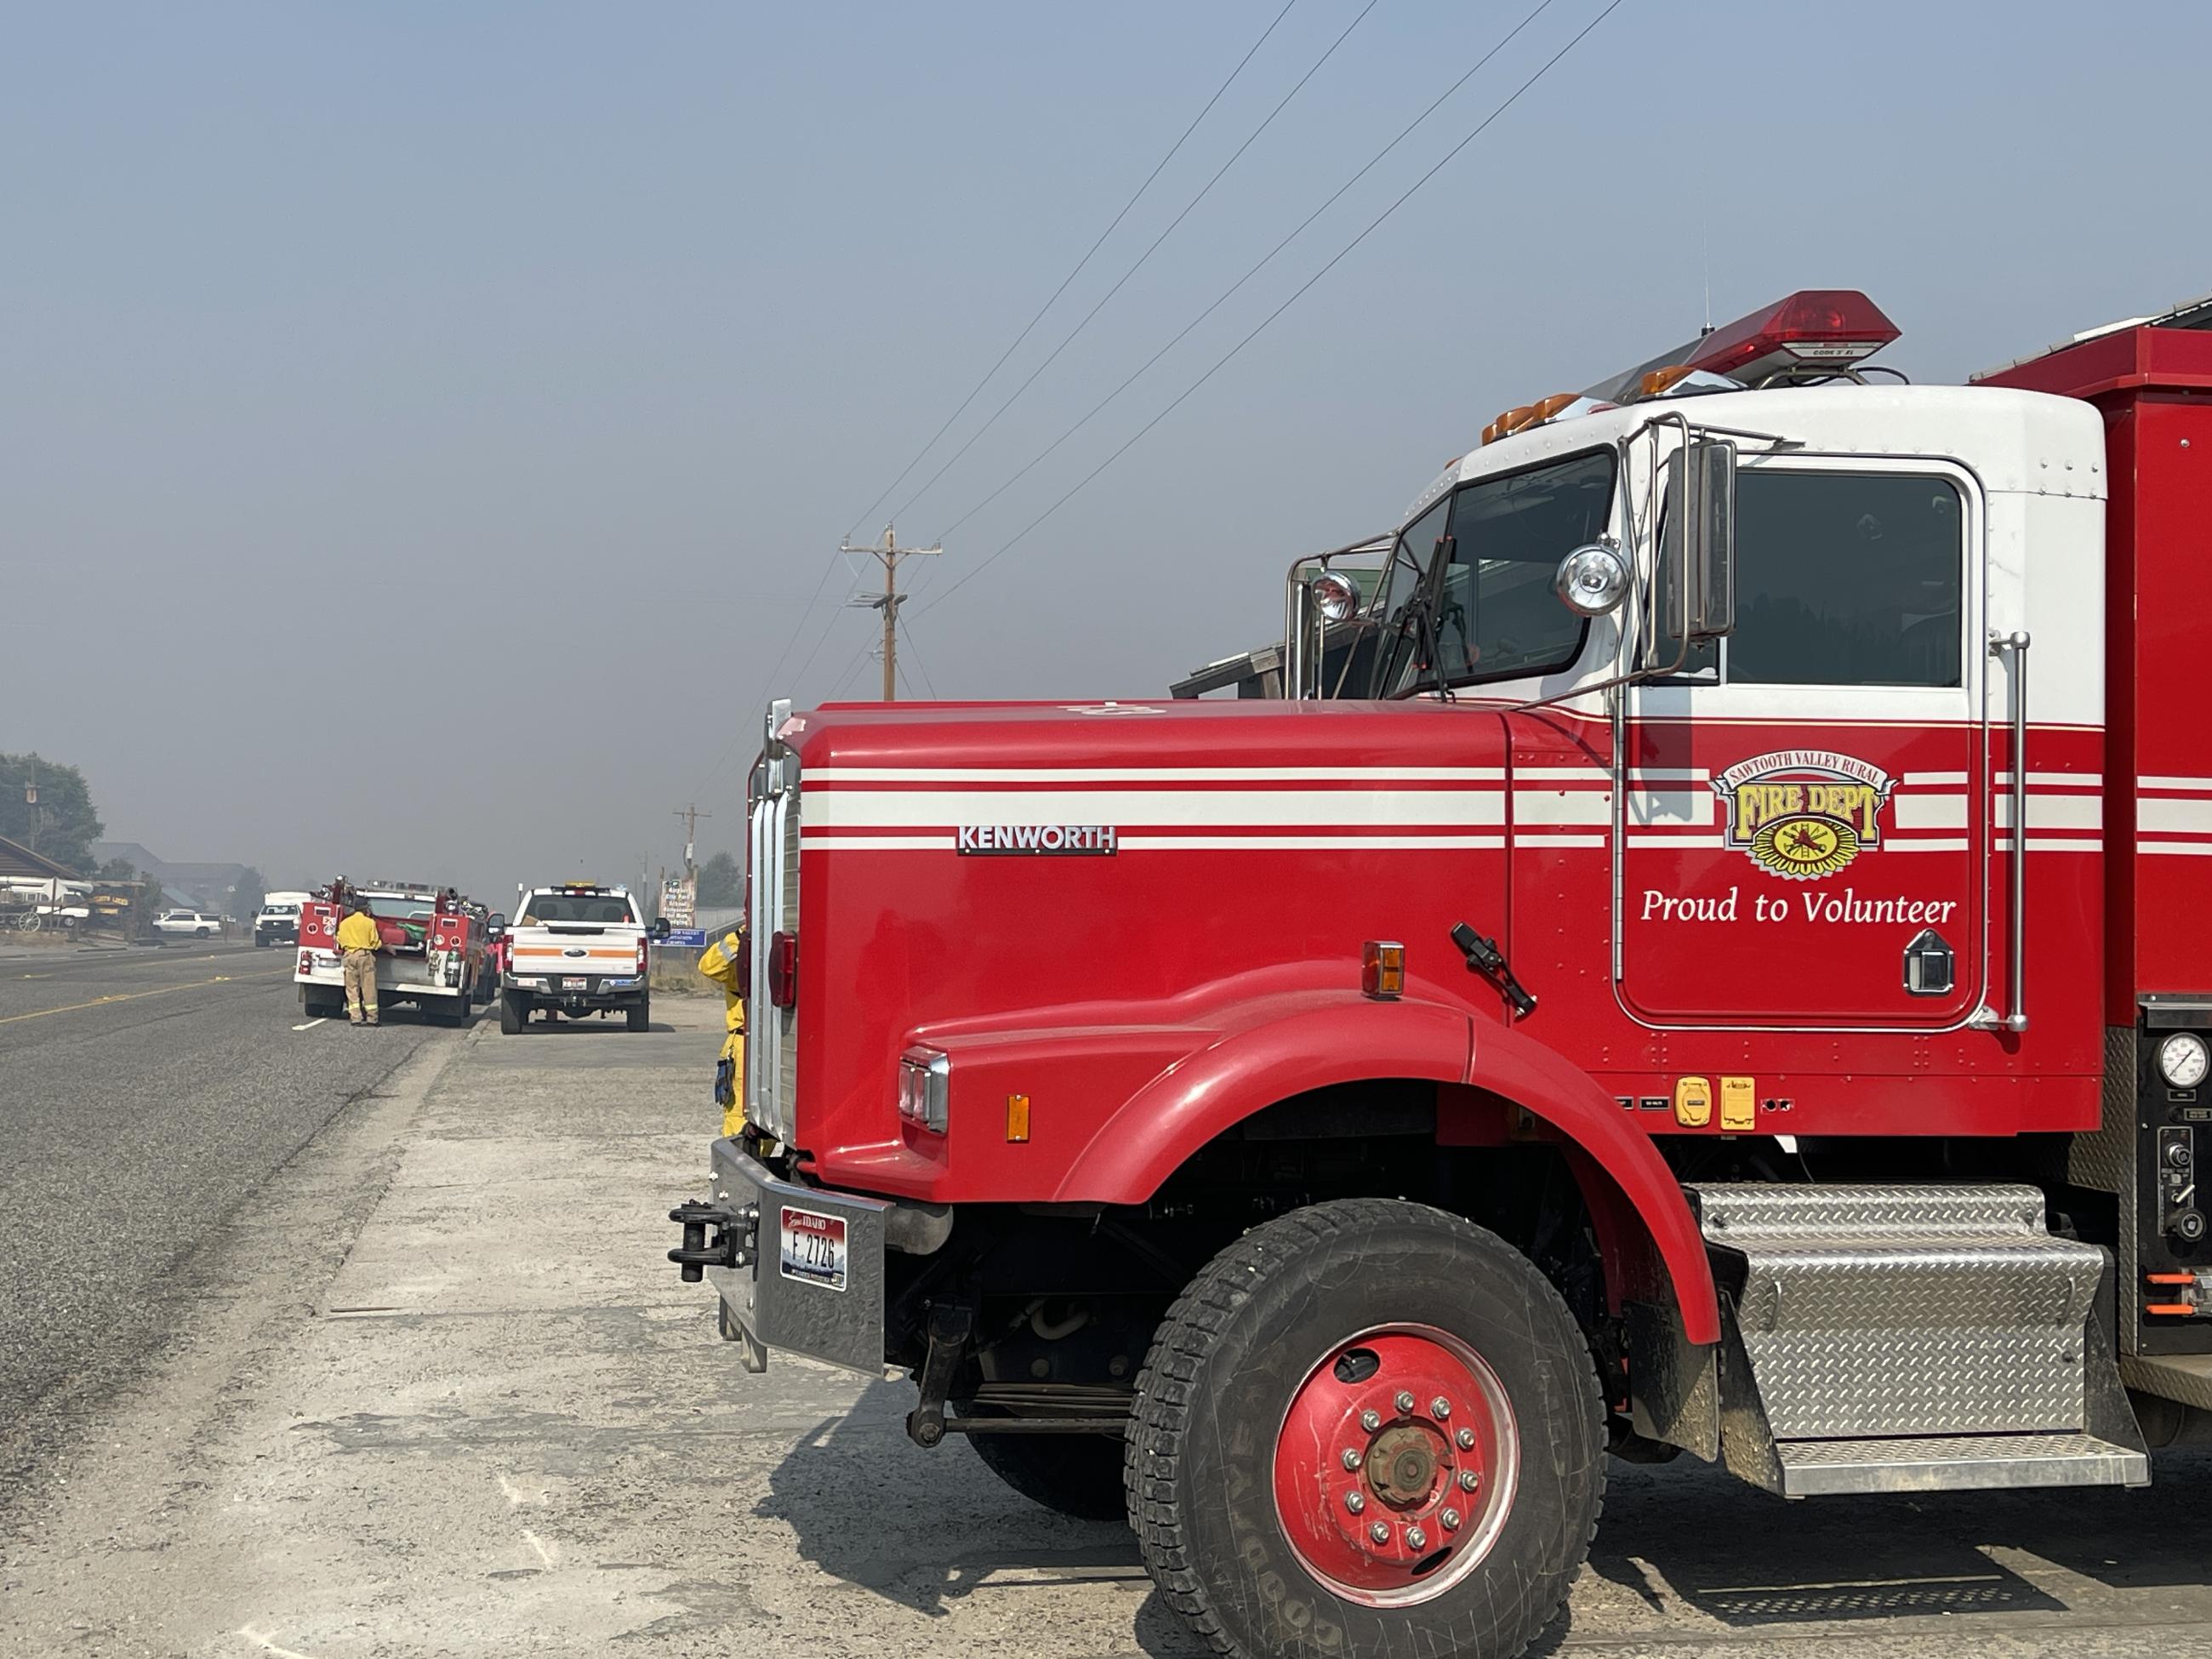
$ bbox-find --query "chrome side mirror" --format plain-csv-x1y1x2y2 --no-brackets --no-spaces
1554,543,1630,617
1310,570,1360,624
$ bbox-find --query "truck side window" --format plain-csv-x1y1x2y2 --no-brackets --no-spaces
1420,449,1615,689
1725,471,1964,687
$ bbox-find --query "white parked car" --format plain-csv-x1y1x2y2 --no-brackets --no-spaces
155,909,225,938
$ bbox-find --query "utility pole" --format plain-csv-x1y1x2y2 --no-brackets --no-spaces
672,804,710,884
841,523,940,701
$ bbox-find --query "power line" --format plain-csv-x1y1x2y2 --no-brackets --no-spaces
709,2,1303,801
921,0,1629,617
838,0,1300,544
885,0,1379,530
696,541,869,800
897,613,939,698
827,636,875,700
929,0,1560,546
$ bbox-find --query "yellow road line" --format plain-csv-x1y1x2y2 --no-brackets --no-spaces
0,970,288,1025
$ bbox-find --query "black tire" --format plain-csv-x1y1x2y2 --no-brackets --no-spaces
196,926,211,938
626,994,651,1033
499,989,529,1035
254,937,269,949
1126,1199,1604,1659
300,986,344,1020
966,1427,1129,1521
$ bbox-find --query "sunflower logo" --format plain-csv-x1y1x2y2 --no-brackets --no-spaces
1712,750,1896,882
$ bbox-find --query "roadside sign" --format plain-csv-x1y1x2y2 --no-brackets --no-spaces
659,927,707,949
661,877,696,926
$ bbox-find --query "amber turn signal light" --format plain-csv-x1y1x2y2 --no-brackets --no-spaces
1362,941,1405,1001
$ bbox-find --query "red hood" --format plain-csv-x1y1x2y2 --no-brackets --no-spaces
788,695,1501,772
776,695,1525,1202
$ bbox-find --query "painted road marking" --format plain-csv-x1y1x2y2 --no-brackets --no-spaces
292,1018,329,1031
0,970,288,1025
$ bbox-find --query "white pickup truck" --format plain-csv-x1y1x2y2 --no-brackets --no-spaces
499,882,668,1035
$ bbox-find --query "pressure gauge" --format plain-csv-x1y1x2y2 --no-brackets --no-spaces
2158,1031,2209,1090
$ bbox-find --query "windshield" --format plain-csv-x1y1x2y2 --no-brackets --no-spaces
261,904,299,916
1377,449,1616,695
363,894,436,921
522,893,634,925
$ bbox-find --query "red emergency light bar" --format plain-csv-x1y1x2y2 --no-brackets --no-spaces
1584,289,1901,406
1686,289,1900,382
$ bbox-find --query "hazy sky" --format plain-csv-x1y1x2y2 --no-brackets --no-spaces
6,1,2209,904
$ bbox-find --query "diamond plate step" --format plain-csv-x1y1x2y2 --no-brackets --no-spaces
1776,1432,2147,1497
1695,1182,2049,1240
1690,1182,2105,1440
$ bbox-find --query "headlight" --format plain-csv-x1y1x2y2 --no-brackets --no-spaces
2158,1031,2209,1090
1310,570,1360,625
898,1046,950,1133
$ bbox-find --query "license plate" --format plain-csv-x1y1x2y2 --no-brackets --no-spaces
779,1206,847,1291
562,977,588,989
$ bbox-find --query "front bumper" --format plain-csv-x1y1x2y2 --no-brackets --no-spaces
677,1137,891,1377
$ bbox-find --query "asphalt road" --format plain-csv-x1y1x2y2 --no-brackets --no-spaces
0,941,454,1471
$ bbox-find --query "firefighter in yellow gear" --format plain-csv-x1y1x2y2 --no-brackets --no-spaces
334,898,384,1026
698,927,748,1137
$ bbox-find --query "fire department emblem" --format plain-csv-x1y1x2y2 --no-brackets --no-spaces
1711,750,1896,881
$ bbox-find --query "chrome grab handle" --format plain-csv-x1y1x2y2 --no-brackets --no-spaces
1993,630,2031,1033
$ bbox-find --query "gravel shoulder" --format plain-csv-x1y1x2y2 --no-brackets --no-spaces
3,999,2209,1658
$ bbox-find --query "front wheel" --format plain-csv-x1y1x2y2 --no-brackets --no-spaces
1126,1199,1603,1659
499,989,529,1035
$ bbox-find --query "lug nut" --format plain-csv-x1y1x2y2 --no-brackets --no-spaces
1369,1521,1391,1545
1455,1427,1476,1451
1430,1395,1451,1421
1345,1491,1365,1514
1394,1390,1416,1415
1441,1508,1462,1531
1406,1526,1428,1550
1360,1408,1382,1432
1458,1469,1480,1491
1342,1448,1364,1471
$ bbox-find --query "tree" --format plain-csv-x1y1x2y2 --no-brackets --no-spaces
230,866,266,922
697,850,742,907
0,753,104,874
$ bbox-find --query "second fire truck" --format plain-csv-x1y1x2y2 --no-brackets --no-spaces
671,288,2212,1658
295,878,488,1023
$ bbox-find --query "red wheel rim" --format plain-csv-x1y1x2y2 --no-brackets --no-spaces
1271,1323,1519,1607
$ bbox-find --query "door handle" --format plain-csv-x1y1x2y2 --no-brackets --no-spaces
1987,630,2030,1034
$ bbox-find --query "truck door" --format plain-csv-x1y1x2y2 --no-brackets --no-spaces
1617,459,1988,1028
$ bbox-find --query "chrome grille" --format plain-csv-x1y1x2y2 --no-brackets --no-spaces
744,755,799,1143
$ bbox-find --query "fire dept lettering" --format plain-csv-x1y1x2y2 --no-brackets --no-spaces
1711,750,1896,881
956,824,1119,856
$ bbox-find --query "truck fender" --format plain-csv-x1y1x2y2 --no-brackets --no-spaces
1051,992,1719,1346
1452,1016,1719,1345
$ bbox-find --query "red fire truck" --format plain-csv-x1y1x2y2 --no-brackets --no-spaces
295,877,487,1023
669,288,2212,1658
